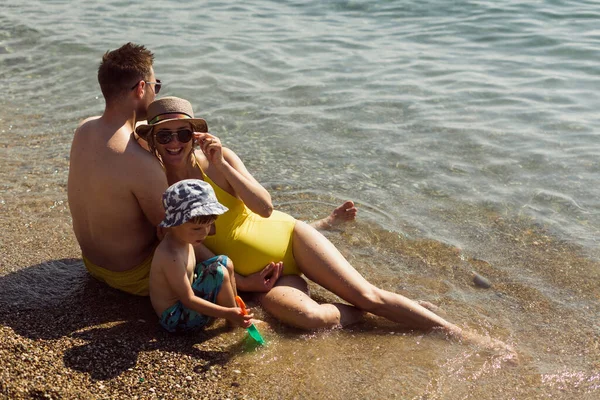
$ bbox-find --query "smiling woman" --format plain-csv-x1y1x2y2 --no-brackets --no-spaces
134,96,515,356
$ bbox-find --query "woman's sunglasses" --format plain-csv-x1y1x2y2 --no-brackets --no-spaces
155,129,193,145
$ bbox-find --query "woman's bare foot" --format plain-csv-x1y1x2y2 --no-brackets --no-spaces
448,326,518,361
310,201,358,230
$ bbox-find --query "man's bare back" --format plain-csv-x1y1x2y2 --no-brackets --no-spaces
68,115,167,271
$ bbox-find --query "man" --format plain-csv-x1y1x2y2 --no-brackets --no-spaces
67,43,167,295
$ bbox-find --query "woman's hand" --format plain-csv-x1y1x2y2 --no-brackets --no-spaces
195,132,224,166
192,131,274,218
236,262,283,292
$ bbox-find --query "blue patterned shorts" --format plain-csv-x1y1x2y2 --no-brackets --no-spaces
159,255,227,333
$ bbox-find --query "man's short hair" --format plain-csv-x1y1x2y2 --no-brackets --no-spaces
97,42,154,101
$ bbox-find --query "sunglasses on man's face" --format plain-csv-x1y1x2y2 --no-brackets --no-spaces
155,128,193,145
130,79,162,94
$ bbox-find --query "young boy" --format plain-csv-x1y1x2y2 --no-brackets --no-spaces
149,179,253,333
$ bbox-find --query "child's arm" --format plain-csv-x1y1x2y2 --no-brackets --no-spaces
159,252,252,327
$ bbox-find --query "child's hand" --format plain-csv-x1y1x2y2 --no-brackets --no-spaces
227,307,253,328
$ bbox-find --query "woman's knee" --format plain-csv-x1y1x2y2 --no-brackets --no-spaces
259,278,340,330
351,285,385,313
288,304,341,330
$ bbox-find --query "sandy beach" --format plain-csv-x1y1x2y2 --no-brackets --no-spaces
2,105,600,399
3,0,600,392
0,110,261,399
0,182,269,399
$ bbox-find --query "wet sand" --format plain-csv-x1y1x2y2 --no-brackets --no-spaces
0,108,268,398
2,108,600,399
0,174,260,398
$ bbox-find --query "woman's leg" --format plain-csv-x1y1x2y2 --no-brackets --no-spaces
290,221,459,332
260,222,515,353
258,275,364,330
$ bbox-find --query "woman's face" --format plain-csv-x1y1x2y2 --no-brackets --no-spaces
153,120,194,166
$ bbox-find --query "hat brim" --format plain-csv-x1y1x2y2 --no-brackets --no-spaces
135,118,208,140
158,201,229,228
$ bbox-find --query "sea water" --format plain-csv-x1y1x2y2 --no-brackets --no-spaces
1,1,599,398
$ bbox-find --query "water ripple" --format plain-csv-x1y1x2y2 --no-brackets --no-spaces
3,0,600,249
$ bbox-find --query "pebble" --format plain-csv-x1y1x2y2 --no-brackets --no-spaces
472,271,492,288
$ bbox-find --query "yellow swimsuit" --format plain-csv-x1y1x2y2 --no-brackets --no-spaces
201,172,300,277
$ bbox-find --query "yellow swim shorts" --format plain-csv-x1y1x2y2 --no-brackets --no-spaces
82,253,153,296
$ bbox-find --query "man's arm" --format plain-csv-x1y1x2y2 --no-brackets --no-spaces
131,150,169,226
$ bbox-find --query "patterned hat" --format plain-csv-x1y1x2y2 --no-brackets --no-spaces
158,179,228,228
135,97,208,139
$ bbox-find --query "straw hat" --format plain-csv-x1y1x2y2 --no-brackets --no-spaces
135,96,208,139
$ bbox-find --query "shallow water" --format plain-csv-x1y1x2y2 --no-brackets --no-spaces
2,0,600,398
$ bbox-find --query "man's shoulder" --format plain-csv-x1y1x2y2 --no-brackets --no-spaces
125,137,164,170
76,115,101,132
72,116,108,146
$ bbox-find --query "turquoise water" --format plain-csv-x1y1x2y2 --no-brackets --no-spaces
3,0,600,248
2,1,600,398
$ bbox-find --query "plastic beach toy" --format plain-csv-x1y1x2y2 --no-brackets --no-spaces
235,296,266,345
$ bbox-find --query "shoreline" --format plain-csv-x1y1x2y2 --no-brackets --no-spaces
1,110,599,399
0,190,260,399
2,185,600,398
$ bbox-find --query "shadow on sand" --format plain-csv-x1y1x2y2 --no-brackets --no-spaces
0,258,234,380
